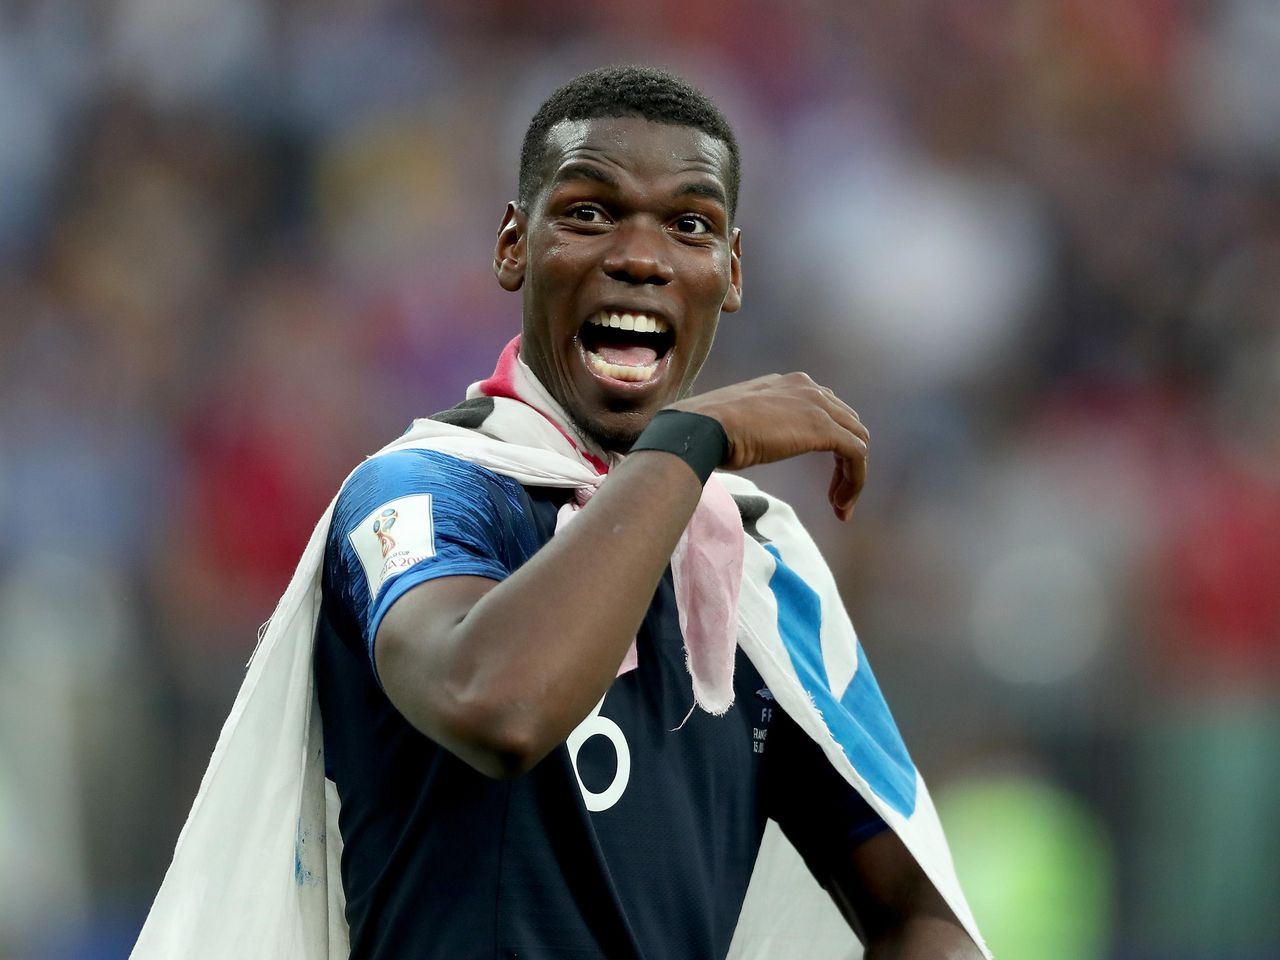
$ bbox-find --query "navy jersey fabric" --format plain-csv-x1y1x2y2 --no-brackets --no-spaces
315,449,887,960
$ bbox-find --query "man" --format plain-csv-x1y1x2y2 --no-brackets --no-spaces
131,65,986,960
314,66,984,959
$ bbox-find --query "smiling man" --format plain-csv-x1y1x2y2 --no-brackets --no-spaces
307,66,985,960
502,104,738,450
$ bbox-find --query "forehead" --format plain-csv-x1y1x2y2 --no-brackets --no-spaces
540,116,731,199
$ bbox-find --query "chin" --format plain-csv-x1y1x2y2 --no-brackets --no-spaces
574,407,653,453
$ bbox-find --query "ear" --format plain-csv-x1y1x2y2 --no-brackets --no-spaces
493,202,527,292
721,227,743,313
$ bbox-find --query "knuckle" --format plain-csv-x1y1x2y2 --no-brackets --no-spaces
811,407,836,432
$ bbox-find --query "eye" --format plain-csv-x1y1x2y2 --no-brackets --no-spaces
567,204,609,224
672,214,711,236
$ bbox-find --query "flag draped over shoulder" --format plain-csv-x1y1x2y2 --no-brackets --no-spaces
132,340,990,960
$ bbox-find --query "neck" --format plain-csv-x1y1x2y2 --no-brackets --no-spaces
471,337,613,474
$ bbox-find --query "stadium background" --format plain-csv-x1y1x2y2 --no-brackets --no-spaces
1,2,1278,958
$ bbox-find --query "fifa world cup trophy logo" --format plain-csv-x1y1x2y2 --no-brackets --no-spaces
372,508,398,558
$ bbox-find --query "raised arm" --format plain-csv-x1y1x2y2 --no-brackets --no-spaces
375,373,868,778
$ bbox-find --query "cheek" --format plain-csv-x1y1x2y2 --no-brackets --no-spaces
687,250,733,305
534,230,586,272
530,240,588,307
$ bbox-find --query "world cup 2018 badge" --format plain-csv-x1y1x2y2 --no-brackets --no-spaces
372,508,398,557
351,494,435,596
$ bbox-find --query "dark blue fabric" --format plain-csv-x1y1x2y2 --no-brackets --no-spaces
316,449,887,960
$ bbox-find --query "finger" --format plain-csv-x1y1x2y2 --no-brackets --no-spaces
828,456,844,519
820,391,869,447
835,452,863,520
818,399,867,520
829,457,853,522
821,420,866,520
829,455,862,521
820,409,867,487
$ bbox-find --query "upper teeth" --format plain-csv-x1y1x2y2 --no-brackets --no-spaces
587,311,669,334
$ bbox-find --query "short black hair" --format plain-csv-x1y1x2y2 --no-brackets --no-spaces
518,65,740,220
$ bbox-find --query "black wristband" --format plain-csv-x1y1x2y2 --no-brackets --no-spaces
630,409,729,485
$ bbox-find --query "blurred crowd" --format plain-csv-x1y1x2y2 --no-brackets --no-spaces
1,1,1278,958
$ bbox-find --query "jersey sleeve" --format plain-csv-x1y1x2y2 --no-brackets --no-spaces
764,707,890,883
323,448,538,675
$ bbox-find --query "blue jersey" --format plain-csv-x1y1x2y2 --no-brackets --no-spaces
316,447,887,960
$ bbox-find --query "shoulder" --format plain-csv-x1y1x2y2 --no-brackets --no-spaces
329,448,530,555
337,448,518,518
343,447,518,497
323,446,537,625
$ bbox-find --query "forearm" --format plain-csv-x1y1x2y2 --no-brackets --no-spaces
379,373,870,777
456,449,702,738
379,449,703,774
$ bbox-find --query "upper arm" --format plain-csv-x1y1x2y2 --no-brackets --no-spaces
326,450,545,774
766,710,891,889
826,829,982,957
764,714,979,955
325,449,530,675
826,828,949,945
372,572,502,755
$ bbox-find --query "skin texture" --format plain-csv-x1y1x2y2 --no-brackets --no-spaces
375,116,979,958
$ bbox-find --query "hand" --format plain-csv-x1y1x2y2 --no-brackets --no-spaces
668,372,869,521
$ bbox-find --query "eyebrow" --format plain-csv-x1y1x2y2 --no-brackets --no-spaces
550,161,728,209
675,181,727,208
550,162,619,190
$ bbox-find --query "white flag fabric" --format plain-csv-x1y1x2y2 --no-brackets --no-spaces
132,362,989,960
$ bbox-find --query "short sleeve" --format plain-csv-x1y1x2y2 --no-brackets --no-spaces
323,449,539,673
764,708,889,883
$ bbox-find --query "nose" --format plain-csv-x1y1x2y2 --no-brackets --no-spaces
601,221,674,286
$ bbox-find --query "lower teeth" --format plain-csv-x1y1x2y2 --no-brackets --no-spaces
586,351,659,383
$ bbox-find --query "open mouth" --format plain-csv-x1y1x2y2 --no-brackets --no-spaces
579,310,675,384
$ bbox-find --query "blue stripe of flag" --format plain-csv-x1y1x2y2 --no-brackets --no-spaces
764,545,918,818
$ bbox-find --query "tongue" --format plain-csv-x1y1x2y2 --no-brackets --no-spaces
596,344,658,367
